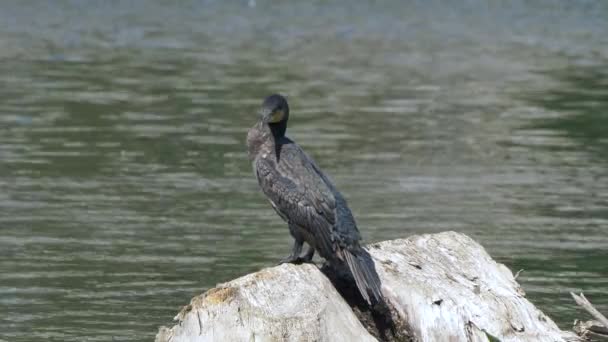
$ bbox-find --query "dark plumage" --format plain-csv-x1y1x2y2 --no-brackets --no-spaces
246,94,383,306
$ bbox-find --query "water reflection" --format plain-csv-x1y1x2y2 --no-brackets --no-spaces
501,64,608,323
526,65,608,161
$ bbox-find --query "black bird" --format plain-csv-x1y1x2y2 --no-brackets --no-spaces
246,94,383,306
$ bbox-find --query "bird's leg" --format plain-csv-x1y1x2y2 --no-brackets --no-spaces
300,246,315,263
279,239,303,265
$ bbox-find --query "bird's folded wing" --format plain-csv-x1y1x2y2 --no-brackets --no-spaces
255,151,337,256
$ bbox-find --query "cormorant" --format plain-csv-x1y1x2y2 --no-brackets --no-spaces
246,94,383,306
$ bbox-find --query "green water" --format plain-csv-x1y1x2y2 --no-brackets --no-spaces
1,1,607,341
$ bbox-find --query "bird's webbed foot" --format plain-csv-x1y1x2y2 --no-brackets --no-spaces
279,254,303,265
279,254,315,265
279,239,303,265
278,242,315,265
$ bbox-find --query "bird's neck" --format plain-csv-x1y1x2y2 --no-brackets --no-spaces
247,121,284,160
263,122,288,161
269,121,287,139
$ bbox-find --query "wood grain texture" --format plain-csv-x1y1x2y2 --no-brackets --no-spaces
156,232,580,342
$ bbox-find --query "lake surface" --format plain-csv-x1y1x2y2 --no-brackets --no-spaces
1,1,607,341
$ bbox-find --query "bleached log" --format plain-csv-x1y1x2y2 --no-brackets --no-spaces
571,292,608,341
571,292,608,330
156,232,580,342
573,320,608,341
156,264,376,342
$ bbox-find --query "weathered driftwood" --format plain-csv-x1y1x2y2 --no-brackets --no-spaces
574,320,608,342
572,292,608,341
156,232,580,342
571,293,608,330
157,264,376,342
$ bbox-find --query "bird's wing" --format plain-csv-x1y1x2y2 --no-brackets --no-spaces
255,145,337,256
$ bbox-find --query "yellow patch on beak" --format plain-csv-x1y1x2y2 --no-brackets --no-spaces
268,110,284,123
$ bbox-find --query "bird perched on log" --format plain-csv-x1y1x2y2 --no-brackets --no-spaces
246,94,383,306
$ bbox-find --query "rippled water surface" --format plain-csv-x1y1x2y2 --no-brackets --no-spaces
1,1,608,341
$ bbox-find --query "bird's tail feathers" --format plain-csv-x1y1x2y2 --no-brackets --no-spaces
343,248,384,307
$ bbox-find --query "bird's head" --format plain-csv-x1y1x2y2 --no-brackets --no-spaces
247,94,290,158
259,94,289,126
